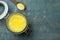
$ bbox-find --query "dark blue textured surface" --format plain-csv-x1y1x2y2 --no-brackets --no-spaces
0,0,60,40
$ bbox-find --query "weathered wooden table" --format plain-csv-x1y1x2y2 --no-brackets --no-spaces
0,0,60,40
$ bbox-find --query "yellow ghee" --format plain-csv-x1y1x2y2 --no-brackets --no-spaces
7,13,27,33
17,3,25,10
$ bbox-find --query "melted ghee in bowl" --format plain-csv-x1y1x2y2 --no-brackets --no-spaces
6,13,27,33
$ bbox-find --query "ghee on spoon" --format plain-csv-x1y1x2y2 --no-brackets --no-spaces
12,0,25,10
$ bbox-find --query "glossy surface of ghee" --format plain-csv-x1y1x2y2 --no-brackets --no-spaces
7,13,27,33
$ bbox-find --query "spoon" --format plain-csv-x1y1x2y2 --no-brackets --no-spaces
11,0,26,10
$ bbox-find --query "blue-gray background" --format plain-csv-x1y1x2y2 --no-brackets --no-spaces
0,0,60,40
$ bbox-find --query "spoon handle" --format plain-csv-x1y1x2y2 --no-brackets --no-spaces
11,0,18,4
